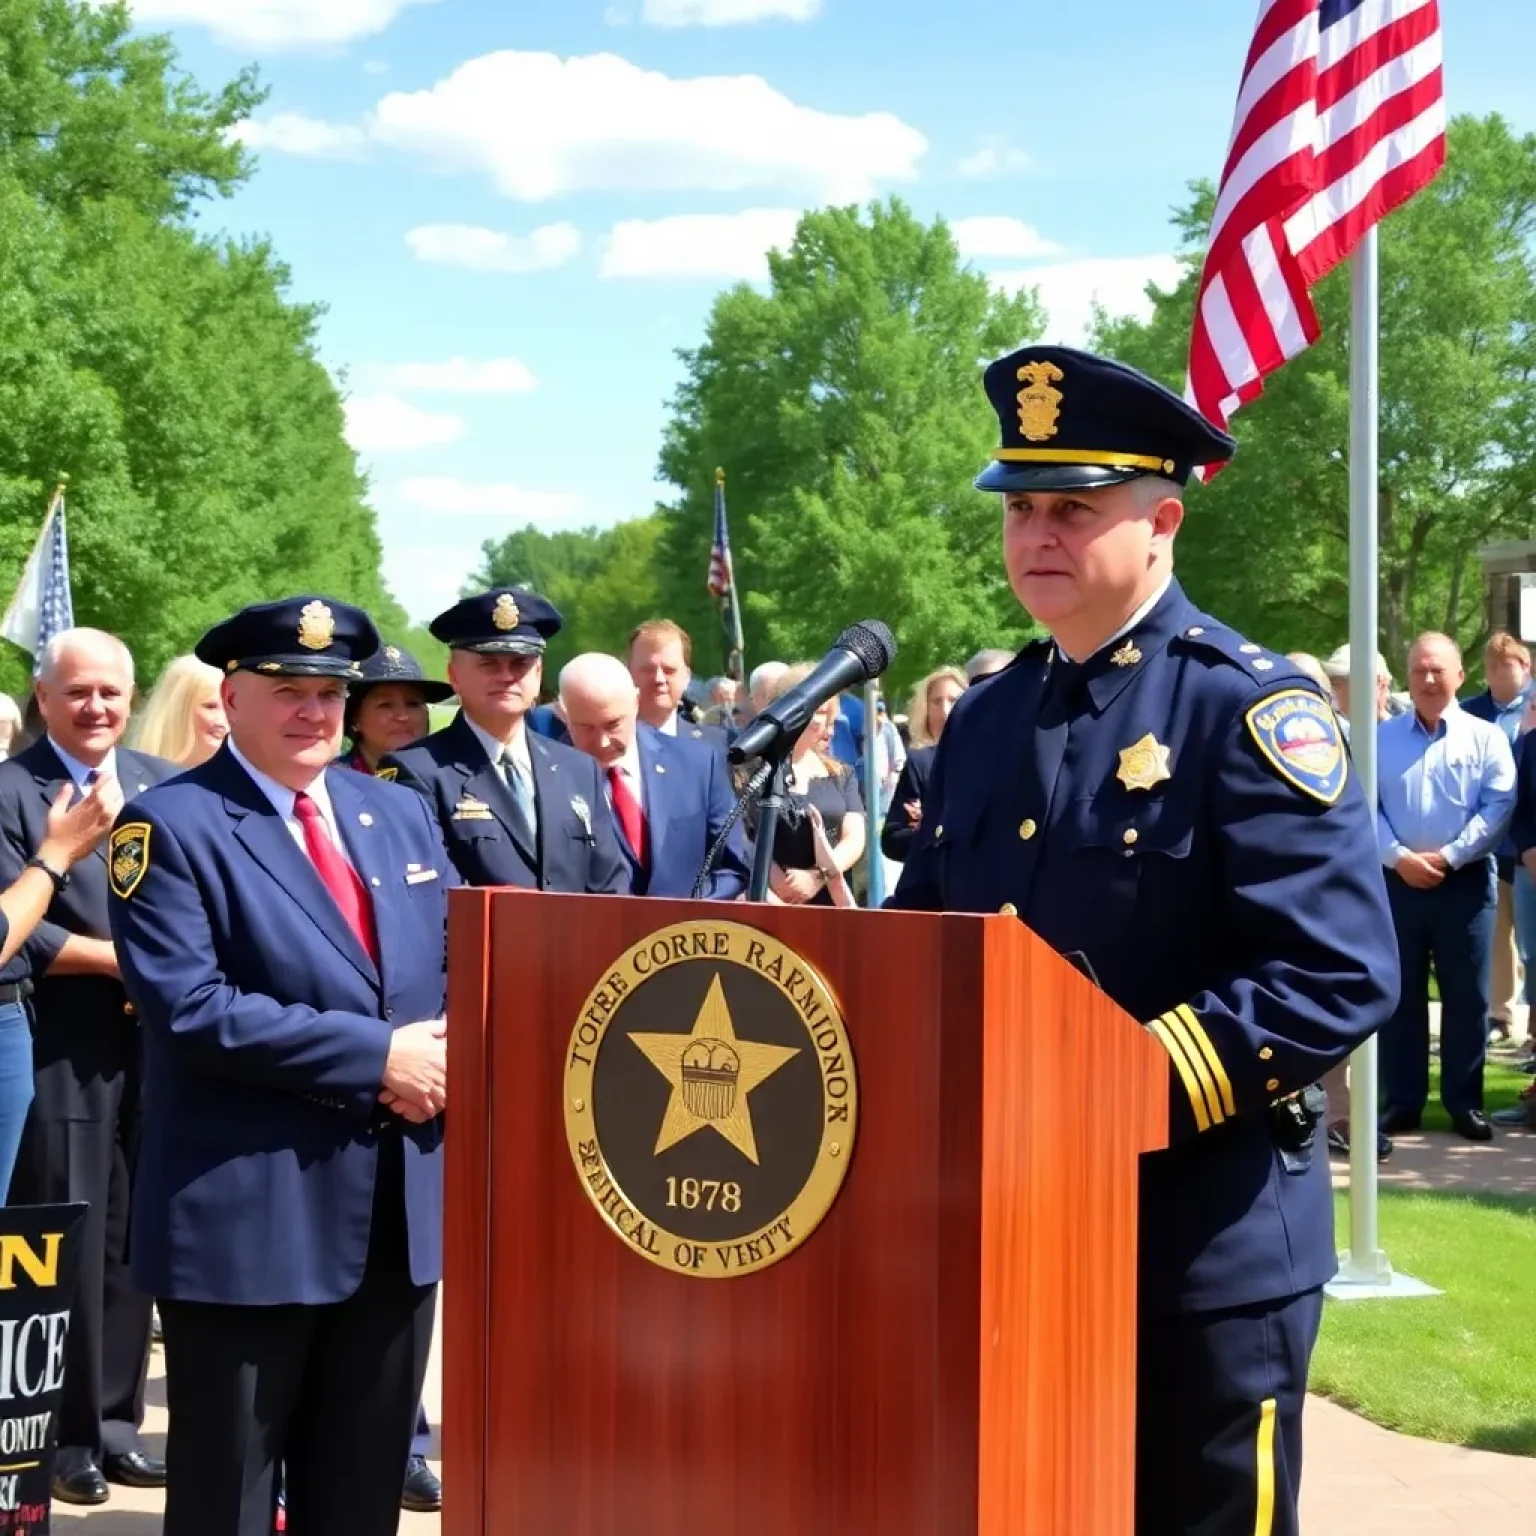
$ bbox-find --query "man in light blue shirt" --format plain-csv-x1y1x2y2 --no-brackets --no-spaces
1377,633,1517,1140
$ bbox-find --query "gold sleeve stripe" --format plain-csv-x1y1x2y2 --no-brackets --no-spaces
1147,1016,1213,1133
1159,1010,1227,1129
1176,1004,1237,1120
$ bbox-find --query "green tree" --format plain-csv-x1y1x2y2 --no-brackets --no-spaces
656,199,1046,691
0,0,407,694
471,515,666,683
1094,114,1536,670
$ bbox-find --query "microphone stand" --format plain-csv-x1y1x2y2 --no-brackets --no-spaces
746,753,793,904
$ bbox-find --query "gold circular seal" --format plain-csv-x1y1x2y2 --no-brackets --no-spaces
564,920,857,1280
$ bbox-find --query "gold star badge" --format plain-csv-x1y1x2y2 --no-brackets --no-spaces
1110,640,1142,668
1116,733,1173,792
628,974,800,1165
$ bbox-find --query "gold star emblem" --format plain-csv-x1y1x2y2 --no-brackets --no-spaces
1110,640,1142,668
628,974,800,1165
1116,733,1173,792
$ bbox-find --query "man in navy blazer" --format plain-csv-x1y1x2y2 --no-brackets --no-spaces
560,653,748,900
0,628,174,1505
384,589,629,896
108,596,453,1536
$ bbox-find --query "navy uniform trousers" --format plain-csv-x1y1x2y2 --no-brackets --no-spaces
1136,1291,1324,1536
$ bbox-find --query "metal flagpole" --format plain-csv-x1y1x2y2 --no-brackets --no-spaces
1332,230,1433,1300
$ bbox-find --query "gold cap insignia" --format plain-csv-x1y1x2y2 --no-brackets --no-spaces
1110,640,1142,668
492,593,520,632
1116,733,1173,793
1016,360,1065,442
384,646,402,663
297,600,335,652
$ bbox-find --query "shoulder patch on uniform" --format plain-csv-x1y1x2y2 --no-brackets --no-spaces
109,822,152,899
376,766,399,782
1245,689,1348,805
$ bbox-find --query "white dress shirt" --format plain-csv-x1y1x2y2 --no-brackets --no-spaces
464,716,532,779
227,737,354,870
655,711,680,738
49,737,117,790
603,746,644,810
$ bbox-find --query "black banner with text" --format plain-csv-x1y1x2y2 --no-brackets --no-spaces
0,1205,87,1535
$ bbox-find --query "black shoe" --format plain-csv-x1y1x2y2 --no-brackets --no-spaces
1327,1123,1350,1155
53,1463,109,1505
1450,1110,1494,1143
104,1449,167,1488
1379,1107,1422,1136
402,1455,442,1513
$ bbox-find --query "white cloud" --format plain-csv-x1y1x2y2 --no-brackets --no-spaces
369,51,925,203
124,0,439,48
957,144,1031,179
992,255,1184,344
363,59,390,75
641,0,821,24
404,223,581,274
343,395,466,453
229,112,369,160
382,358,539,394
395,478,586,525
601,209,800,280
380,542,480,623
951,217,1061,261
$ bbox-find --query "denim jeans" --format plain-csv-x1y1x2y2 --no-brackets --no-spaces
0,1001,33,1199
1514,865,1536,1005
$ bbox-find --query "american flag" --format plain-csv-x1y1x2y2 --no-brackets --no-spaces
707,469,735,600
1185,0,1446,441
2,484,74,671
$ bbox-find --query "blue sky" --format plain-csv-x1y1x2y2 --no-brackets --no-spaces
132,0,1533,623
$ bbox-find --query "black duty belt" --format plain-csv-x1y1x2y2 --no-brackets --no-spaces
0,983,32,1006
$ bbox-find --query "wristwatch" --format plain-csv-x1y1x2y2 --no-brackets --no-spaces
26,856,69,894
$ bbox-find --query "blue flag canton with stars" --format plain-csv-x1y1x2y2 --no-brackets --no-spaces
37,500,74,665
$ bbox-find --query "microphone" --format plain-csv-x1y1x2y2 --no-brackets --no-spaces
728,620,897,765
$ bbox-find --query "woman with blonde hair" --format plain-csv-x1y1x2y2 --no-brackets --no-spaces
753,661,866,907
133,655,228,767
882,666,967,862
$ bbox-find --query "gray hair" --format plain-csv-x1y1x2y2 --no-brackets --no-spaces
36,628,135,688
1132,475,1185,508
964,649,1015,684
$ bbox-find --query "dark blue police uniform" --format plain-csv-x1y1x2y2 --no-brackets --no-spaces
383,589,630,896
108,597,456,1536
890,347,1399,1536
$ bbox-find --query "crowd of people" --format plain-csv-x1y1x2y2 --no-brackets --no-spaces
0,343,1520,1536
1289,629,1536,1156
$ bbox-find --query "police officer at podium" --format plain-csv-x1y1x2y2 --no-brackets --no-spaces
890,347,1398,1536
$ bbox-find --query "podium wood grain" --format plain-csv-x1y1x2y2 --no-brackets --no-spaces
445,893,1167,1536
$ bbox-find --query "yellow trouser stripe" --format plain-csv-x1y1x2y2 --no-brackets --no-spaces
1254,1397,1277,1535
1177,1004,1237,1119
1160,1010,1226,1128
1147,1016,1213,1132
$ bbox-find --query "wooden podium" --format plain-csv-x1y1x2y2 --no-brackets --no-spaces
443,892,1168,1536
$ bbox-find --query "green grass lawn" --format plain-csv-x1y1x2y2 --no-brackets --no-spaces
1312,1189,1536,1455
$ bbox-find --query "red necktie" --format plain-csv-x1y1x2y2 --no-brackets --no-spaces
607,765,648,867
293,791,378,964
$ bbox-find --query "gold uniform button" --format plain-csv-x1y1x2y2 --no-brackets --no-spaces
1266,1078,1281,1093
1259,1047,1274,1061
1018,818,1037,841
123,1002,136,1018
999,903,1018,917
1122,828,1139,846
